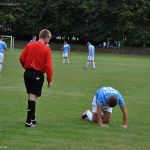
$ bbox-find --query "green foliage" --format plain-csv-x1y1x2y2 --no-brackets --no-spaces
0,0,149,46
0,0,26,32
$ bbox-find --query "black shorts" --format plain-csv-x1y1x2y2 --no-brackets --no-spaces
24,68,44,97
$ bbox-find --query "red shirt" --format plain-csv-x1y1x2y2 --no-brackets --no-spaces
19,41,53,84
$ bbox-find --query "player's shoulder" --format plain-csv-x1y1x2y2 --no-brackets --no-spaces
41,44,51,53
100,87,110,91
28,41,42,47
26,41,37,47
45,45,51,52
96,88,105,95
98,87,116,94
0,40,6,45
89,44,94,48
27,41,50,50
109,87,122,97
91,44,95,48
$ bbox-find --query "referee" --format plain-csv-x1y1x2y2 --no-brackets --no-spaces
19,29,53,128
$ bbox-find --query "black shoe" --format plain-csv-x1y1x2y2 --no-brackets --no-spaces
25,122,35,128
31,119,37,125
80,113,87,120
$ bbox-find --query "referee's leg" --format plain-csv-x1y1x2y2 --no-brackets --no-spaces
24,70,44,127
28,93,37,126
24,70,38,128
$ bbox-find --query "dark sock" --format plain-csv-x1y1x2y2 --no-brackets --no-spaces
31,101,36,120
26,100,36,123
26,100,32,123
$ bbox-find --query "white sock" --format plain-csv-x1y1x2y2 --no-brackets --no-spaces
67,59,70,63
93,62,96,68
86,61,90,68
63,58,65,63
86,110,93,121
0,64,2,72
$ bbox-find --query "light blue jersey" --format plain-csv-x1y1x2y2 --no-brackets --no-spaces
63,44,70,54
88,44,95,57
96,87,125,107
0,40,7,53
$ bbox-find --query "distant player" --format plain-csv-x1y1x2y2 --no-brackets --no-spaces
0,35,7,74
84,42,95,69
103,41,106,48
30,35,37,43
62,41,70,63
80,87,128,128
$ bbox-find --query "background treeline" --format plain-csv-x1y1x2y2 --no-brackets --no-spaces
0,0,150,47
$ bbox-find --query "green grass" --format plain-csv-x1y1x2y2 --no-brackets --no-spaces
0,50,150,150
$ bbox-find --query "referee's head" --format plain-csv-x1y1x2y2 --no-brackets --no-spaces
39,29,51,44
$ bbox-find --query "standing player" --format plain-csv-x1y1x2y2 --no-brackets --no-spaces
19,29,53,128
80,87,128,128
30,35,37,42
62,40,70,63
84,42,96,69
0,35,7,75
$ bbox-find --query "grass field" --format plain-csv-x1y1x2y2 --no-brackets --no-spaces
0,49,150,150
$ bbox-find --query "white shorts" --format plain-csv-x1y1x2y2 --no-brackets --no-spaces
0,53,4,64
63,53,68,58
88,56,94,61
92,96,112,113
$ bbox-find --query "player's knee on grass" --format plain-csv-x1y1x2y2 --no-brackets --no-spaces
92,113,97,123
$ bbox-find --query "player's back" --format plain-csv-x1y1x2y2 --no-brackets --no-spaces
23,41,50,72
96,87,125,107
98,87,120,96
27,41,49,57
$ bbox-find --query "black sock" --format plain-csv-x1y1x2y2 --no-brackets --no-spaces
26,100,32,123
26,100,36,123
30,100,36,120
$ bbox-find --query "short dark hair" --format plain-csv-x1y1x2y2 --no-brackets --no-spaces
0,35,2,39
108,96,118,107
39,29,51,39
64,40,67,43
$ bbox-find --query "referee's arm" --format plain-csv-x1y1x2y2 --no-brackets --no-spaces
19,46,27,68
45,50,53,86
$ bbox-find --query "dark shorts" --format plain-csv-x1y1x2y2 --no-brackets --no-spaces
24,68,44,97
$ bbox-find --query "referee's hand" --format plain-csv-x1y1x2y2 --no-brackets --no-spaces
48,81,53,87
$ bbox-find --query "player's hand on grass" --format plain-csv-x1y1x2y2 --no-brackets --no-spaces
121,125,127,129
99,124,109,128
48,81,53,87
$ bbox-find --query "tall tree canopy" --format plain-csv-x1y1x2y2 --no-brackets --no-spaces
0,0,149,46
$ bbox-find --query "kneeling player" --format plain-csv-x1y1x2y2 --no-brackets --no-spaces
80,87,128,128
